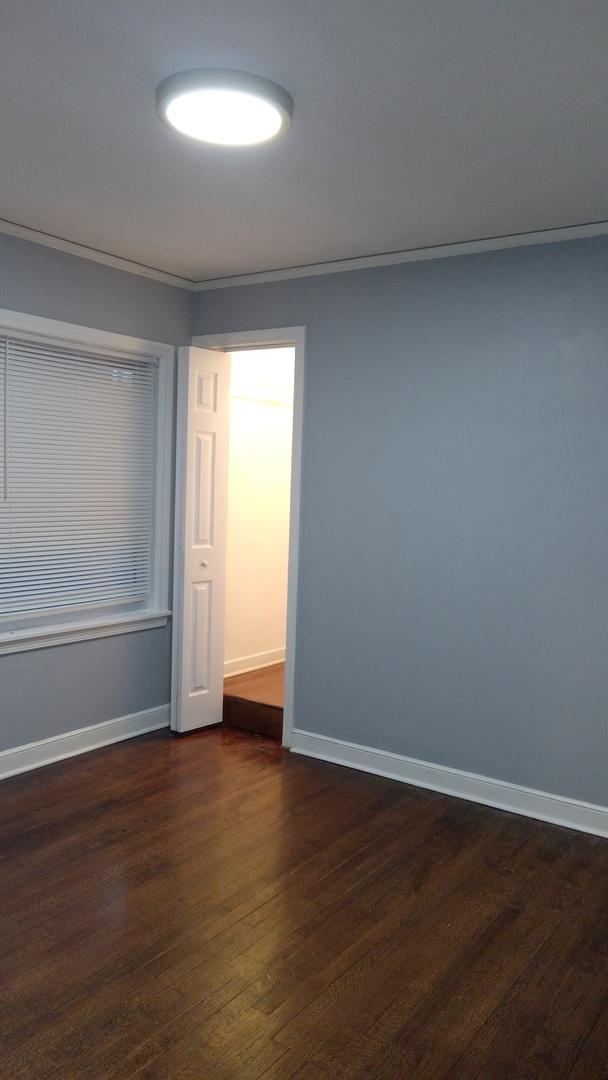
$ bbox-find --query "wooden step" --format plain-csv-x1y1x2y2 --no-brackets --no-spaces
222,693,283,740
223,662,285,739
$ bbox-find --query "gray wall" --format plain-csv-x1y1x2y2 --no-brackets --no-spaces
4,230,608,808
194,236,608,806
0,233,191,751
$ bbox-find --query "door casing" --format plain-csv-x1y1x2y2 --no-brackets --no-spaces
173,326,305,747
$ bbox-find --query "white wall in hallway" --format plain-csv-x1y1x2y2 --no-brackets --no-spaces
224,348,294,676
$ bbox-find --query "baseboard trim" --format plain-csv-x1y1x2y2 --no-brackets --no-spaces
290,729,608,838
0,705,171,779
224,648,285,678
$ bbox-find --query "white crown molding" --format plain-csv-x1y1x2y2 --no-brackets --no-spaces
193,219,608,290
0,704,170,779
2,216,608,295
0,218,196,290
291,729,608,838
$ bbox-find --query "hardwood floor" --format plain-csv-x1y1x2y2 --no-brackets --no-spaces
224,663,284,739
1,726,608,1078
225,663,285,708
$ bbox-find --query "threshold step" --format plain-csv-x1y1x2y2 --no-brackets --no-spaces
223,693,283,740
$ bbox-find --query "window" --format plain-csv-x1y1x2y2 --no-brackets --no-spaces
0,311,173,654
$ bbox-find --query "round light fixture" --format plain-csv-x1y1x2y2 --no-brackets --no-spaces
155,68,293,147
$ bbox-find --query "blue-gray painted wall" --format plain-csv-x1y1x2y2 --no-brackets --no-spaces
2,229,608,809
193,236,608,806
0,233,191,751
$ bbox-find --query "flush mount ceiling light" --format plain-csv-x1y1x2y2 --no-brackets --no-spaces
155,68,293,147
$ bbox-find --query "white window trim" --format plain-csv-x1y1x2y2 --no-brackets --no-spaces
0,307,174,656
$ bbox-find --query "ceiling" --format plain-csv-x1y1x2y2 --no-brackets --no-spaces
1,1,607,283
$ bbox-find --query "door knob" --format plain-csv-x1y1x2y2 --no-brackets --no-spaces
200,560,208,568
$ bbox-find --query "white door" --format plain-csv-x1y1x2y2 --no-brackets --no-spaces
171,346,231,732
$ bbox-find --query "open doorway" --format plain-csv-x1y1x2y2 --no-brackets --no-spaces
222,346,295,738
171,327,305,746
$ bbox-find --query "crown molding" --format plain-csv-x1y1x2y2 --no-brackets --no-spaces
0,218,196,290
2,215,608,295
192,219,608,290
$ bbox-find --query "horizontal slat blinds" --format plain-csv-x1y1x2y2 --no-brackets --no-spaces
0,336,157,618
0,337,6,503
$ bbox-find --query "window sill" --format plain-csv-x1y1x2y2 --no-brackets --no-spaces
0,611,171,656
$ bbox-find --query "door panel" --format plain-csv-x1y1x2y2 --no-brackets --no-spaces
172,347,230,732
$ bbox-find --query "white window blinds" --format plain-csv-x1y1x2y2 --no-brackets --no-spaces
0,335,157,621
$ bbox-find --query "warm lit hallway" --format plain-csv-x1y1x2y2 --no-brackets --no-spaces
2,728,608,1079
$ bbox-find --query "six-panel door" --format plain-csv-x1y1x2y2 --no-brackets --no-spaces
172,346,230,732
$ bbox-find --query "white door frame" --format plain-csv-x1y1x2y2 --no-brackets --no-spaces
190,326,306,748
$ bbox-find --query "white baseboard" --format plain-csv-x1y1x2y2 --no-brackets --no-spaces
291,729,608,839
224,648,285,678
0,704,171,780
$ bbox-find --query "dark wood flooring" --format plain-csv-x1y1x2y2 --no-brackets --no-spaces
224,663,284,739
224,663,285,708
1,727,608,1079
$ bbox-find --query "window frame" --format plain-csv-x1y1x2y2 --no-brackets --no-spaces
0,308,174,656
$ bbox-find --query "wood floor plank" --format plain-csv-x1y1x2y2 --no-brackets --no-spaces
567,998,608,1079
82,808,450,1078
224,663,285,708
440,853,608,1079
302,833,592,1078
43,792,436,1079
1,727,607,1080
3,776,416,1075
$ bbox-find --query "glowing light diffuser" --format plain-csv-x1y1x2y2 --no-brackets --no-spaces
156,69,293,147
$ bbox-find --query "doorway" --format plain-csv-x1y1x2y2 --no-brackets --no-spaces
222,346,295,738
171,327,305,747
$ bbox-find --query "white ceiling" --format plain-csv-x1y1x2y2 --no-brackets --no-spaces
1,1,607,283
